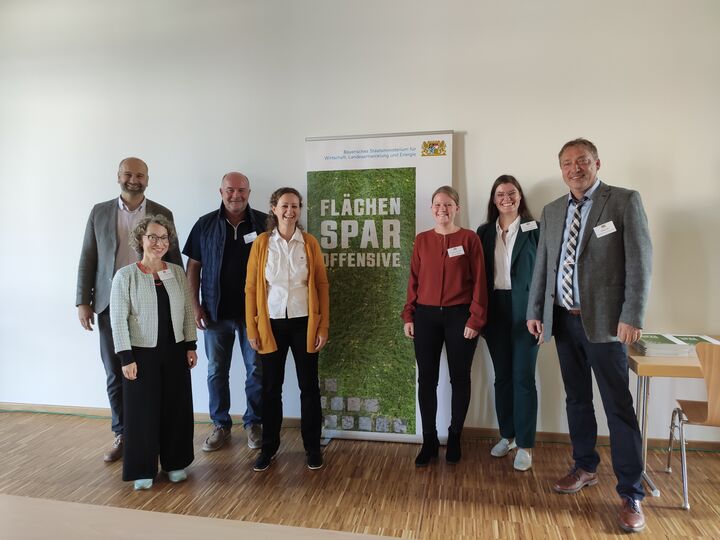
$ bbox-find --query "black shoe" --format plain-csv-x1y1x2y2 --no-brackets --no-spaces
446,429,462,464
253,452,276,472
415,432,439,467
307,451,324,470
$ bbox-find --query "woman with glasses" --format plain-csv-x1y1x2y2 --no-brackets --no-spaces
402,186,487,466
110,215,197,490
476,175,539,471
245,187,329,472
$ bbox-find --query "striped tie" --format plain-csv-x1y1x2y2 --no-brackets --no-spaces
561,198,587,309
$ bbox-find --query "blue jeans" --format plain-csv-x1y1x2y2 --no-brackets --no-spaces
204,318,262,429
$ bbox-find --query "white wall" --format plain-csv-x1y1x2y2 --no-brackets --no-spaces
1,0,718,441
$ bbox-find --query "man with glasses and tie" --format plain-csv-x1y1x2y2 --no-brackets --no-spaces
526,138,652,533
76,157,182,463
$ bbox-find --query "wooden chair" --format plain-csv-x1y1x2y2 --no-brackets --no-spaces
665,342,720,510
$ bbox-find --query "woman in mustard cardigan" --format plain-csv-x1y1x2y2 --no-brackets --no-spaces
245,187,330,472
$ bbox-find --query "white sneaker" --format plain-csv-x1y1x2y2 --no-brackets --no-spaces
490,438,517,457
133,478,153,490
514,448,532,471
168,469,187,483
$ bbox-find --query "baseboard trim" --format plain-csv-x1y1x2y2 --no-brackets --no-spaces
463,426,573,443
1,402,716,451
0,402,302,428
0,402,112,418
462,427,720,452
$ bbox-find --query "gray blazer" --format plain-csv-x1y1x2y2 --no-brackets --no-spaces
76,198,183,313
526,182,652,343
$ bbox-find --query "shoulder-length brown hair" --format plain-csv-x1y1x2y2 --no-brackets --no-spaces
266,187,304,231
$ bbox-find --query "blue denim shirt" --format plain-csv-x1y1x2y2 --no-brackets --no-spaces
183,203,267,321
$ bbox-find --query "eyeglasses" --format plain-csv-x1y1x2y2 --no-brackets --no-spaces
561,157,594,170
495,190,518,200
144,234,170,244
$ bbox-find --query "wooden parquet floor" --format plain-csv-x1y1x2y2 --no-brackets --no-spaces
1,411,719,538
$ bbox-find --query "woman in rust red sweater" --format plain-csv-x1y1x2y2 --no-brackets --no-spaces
402,186,488,466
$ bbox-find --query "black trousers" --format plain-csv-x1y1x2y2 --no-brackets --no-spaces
553,305,644,500
98,308,123,435
259,317,322,455
484,290,539,448
413,304,478,435
122,343,194,481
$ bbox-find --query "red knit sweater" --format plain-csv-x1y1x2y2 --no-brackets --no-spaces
402,228,488,331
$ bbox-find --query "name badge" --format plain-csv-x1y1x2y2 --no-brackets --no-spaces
594,221,617,238
158,269,174,281
244,231,258,244
520,221,538,232
447,245,465,257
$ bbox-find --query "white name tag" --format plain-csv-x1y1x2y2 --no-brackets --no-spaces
520,221,538,232
244,231,258,244
594,221,617,238
158,269,174,281
447,245,465,257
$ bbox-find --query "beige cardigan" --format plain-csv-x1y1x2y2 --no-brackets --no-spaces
110,262,196,353
245,231,330,354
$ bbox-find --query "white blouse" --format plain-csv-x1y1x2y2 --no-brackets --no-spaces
493,216,520,290
265,228,310,319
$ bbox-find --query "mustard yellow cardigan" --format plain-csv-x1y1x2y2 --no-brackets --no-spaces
245,230,330,354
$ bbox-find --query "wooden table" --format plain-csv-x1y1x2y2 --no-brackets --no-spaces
628,350,703,497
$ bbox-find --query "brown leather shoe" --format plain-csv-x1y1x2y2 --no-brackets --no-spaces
103,434,123,462
553,466,598,493
618,497,645,532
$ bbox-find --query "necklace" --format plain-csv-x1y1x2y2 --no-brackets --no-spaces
137,261,166,275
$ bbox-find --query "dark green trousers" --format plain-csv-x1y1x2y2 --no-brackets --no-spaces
484,290,539,448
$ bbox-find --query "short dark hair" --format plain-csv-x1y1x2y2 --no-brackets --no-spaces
558,138,599,162
266,187,304,231
485,175,534,224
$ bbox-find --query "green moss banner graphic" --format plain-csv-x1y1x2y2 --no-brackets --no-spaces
306,131,453,441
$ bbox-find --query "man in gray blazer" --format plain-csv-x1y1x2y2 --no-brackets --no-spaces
527,139,651,533
76,157,182,462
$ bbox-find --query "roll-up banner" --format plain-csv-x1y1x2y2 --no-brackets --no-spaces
306,131,453,442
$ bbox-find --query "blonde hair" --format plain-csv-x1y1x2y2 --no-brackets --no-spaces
431,185,459,205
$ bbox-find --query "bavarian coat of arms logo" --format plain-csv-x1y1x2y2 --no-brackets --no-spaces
421,140,447,156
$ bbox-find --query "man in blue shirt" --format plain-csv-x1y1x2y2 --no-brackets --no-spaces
527,139,652,533
183,172,267,451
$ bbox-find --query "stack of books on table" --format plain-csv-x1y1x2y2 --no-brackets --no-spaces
673,335,720,357
636,334,720,356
